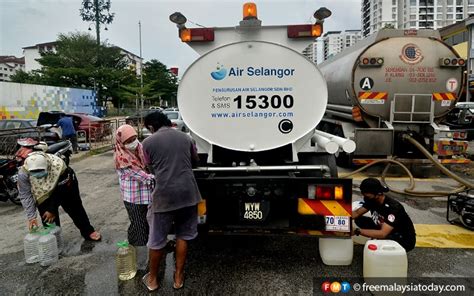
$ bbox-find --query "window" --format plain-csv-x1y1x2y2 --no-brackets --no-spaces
447,7,453,12
456,0,462,5
437,13,443,19
437,21,444,27
410,21,417,26
410,0,416,5
456,14,463,19
393,0,397,5
469,0,474,4
447,0,453,5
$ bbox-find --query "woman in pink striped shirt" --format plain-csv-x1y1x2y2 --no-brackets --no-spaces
114,125,154,247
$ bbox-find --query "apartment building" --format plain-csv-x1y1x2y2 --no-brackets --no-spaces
0,56,25,82
362,0,474,37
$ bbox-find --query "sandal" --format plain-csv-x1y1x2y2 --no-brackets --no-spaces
142,273,159,292
87,231,101,241
173,272,184,290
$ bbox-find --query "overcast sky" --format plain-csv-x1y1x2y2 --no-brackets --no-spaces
0,0,361,72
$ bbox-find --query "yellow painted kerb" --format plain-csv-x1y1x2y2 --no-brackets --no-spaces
415,224,474,249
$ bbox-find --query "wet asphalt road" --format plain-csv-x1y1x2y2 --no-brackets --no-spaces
1,151,474,295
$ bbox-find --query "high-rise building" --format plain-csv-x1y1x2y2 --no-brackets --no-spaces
322,30,362,62
362,0,474,37
302,30,362,64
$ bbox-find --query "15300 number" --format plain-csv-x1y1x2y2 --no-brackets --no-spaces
233,95,294,109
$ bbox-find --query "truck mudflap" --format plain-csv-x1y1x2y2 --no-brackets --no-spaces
194,173,352,237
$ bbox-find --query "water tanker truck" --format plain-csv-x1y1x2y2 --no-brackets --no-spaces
318,29,469,168
171,3,354,265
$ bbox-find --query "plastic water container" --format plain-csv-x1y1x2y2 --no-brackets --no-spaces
24,229,41,264
116,241,137,281
363,240,408,279
46,223,63,254
319,238,353,266
38,229,58,267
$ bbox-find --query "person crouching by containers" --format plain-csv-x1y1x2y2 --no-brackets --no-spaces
18,152,101,241
114,125,154,268
352,178,416,252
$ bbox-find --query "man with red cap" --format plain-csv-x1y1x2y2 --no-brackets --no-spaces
352,178,416,251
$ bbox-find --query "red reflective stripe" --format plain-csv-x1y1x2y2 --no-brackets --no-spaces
302,199,334,216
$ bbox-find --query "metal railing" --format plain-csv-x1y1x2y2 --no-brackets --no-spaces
0,127,48,157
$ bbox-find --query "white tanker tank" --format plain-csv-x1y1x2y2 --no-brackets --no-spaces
318,29,469,166
179,41,328,154
171,3,355,265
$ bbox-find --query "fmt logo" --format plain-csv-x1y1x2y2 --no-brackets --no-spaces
211,63,227,80
321,281,351,293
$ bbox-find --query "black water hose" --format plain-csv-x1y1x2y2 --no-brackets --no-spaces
340,134,473,197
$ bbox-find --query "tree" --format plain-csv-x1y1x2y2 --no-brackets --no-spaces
13,32,137,107
10,70,43,84
383,23,396,29
142,60,178,106
79,0,114,46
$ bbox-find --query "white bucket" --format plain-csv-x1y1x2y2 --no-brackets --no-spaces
363,240,407,279
319,238,353,266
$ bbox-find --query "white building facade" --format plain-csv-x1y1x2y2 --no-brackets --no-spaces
322,30,362,62
362,0,474,37
0,56,25,82
23,41,143,75
302,30,362,64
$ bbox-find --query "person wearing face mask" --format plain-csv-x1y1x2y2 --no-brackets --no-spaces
352,178,416,252
114,125,154,248
18,152,101,241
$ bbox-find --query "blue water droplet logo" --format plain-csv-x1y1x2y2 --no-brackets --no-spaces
211,63,227,80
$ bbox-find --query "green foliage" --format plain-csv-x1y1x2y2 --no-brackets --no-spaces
382,23,395,29
143,59,178,105
12,32,177,109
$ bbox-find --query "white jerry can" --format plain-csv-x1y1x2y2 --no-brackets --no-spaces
319,237,353,266
363,240,408,279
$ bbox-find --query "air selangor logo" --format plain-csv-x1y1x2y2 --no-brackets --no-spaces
211,63,296,80
211,63,228,80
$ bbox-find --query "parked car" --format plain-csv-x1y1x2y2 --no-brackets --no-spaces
444,104,474,140
164,107,179,112
125,110,158,126
164,111,187,132
456,102,474,113
140,111,188,139
37,111,109,141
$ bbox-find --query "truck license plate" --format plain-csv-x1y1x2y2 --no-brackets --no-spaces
325,216,350,232
240,201,269,221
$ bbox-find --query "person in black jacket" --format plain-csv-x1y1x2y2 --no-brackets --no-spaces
352,178,416,251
